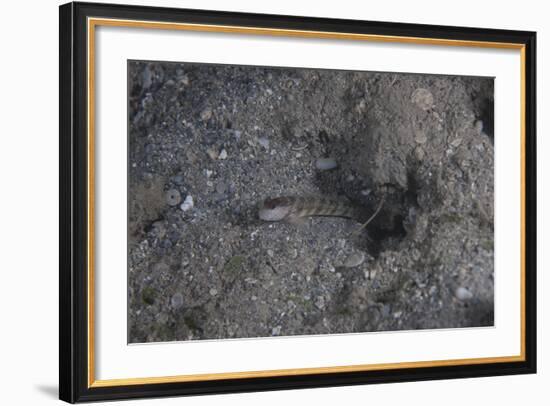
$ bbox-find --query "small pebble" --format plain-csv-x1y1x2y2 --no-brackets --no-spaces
209,288,218,296
414,129,428,144
315,157,338,171
474,142,485,152
180,195,194,212
381,305,391,317
368,269,377,279
356,99,367,113
267,249,274,257
152,262,169,274
450,137,463,147
474,120,484,135
344,252,366,268
216,182,227,194
180,74,190,86
207,148,218,160
272,326,281,335
414,146,425,161
200,108,212,121
455,287,473,301
411,88,434,110
257,137,270,149
171,292,184,309
186,150,198,164
218,149,228,160
315,296,325,310
165,189,182,206
152,221,166,239
142,66,152,89
213,193,225,202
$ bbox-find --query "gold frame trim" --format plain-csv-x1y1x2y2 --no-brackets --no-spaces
87,17,527,388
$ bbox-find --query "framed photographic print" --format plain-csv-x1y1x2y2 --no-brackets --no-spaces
59,1,537,403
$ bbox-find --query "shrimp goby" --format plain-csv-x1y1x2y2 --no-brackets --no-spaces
259,196,363,223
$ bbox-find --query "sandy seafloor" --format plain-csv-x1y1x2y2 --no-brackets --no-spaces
127,60,494,343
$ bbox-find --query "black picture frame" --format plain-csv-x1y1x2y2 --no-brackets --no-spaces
60,1,537,403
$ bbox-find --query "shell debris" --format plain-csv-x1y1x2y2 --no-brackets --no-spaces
180,195,194,212
411,88,434,110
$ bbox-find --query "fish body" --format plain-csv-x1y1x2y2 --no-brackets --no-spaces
259,196,362,223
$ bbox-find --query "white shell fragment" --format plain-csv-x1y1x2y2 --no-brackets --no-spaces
455,287,474,301
218,149,228,160
180,195,194,212
315,157,338,171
